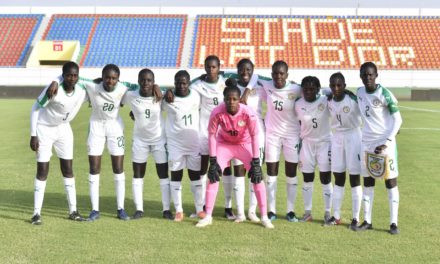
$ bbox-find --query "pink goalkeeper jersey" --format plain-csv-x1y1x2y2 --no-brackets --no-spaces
208,103,259,157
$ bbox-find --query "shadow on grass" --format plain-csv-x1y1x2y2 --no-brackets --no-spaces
0,189,200,222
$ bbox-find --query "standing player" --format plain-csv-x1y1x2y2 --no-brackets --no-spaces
294,76,333,223
48,64,134,221
29,62,87,224
260,60,302,222
162,70,205,222
326,72,362,229
122,68,172,220
356,62,402,235
196,78,273,229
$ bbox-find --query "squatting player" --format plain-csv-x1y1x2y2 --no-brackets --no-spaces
356,62,402,235
29,61,87,224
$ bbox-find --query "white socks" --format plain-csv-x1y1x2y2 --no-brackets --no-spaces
233,177,245,217
248,179,258,214
132,178,144,211
159,178,171,211
322,183,333,214
332,185,344,220
63,177,77,213
33,179,47,215
302,181,314,211
200,174,207,203
190,179,204,213
170,181,182,212
222,175,234,208
114,173,125,210
387,187,399,225
266,175,278,213
351,186,362,221
286,176,298,213
89,174,100,211
362,186,375,224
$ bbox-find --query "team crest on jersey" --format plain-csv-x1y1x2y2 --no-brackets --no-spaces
318,104,325,111
373,99,381,106
343,106,350,113
366,152,389,179
238,120,246,127
288,93,296,100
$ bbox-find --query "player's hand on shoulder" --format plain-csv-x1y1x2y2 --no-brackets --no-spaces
208,157,221,183
240,89,250,105
153,84,163,102
46,81,59,99
30,136,39,152
164,89,175,103
93,77,102,84
249,158,263,184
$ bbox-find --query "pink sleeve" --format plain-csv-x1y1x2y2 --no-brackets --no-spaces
208,111,219,157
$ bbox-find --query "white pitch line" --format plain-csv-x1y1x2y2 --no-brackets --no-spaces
400,128,440,131
400,106,440,113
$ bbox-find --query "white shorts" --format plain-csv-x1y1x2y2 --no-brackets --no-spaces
87,118,125,156
199,136,209,156
265,132,299,163
132,137,167,164
299,139,331,173
36,123,73,162
331,129,361,174
168,153,201,171
361,138,399,179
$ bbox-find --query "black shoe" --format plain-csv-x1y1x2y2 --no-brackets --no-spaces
31,214,42,225
132,210,144,220
349,219,359,231
389,223,400,235
69,211,85,221
268,211,277,221
162,210,173,220
224,208,235,220
356,220,373,231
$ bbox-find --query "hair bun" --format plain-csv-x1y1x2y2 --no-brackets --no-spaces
225,78,237,88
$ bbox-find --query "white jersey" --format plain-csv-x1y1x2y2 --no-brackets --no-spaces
237,75,264,120
328,93,362,133
295,94,331,142
36,82,88,126
191,76,227,139
79,78,131,122
356,84,400,142
261,80,301,137
122,88,165,144
162,90,201,155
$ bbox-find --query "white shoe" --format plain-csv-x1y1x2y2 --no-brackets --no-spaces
247,211,260,223
189,212,197,218
261,219,274,229
196,216,213,228
234,214,246,223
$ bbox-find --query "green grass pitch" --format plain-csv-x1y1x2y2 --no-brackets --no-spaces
0,99,439,263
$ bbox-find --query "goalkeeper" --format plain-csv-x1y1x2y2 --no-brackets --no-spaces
195,78,273,229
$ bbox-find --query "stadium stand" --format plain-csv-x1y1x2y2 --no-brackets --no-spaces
191,15,440,69
0,14,43,67
43,14,187,67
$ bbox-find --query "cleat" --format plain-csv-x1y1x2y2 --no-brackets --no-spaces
300,212,313,222
324,212,331,223
349,219,359,231
162,210,173,220
268,211,277,221
31,214,42,225
174,212,184,222
286,211,299,222
356,220,373,231
323,216,341,226
261,219,274,229
68,211,85,222
196,216,213,228
234,214,246,223
224,208,236,220
88,210,100,221
389,223,400,235
117,209,130,221
132,210,144,220
247,211,260,223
